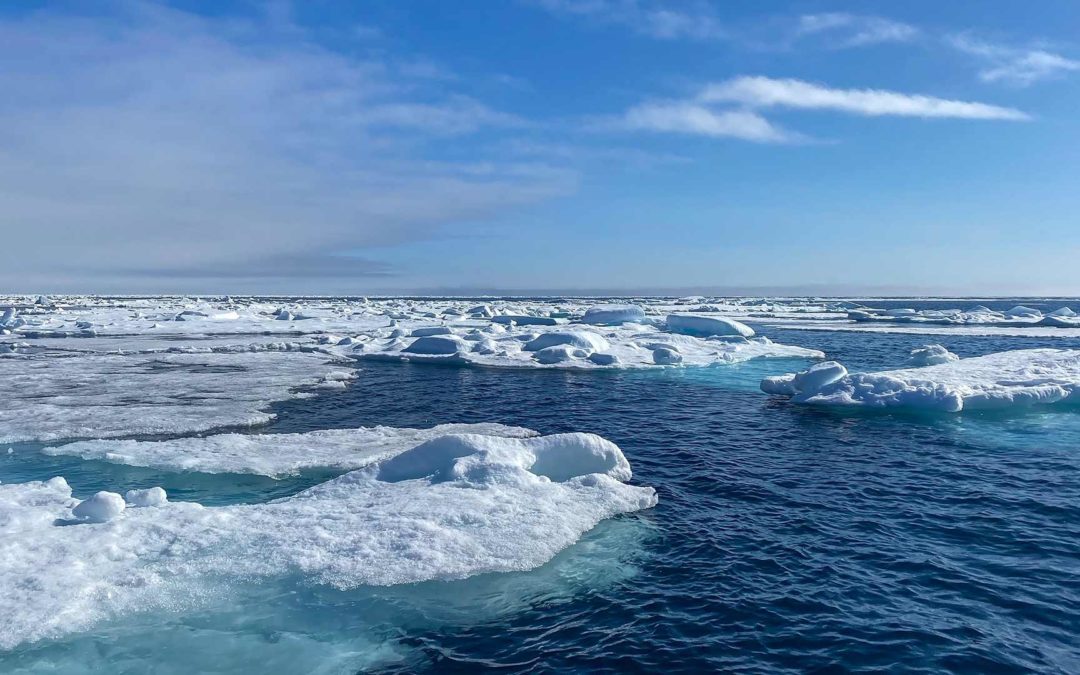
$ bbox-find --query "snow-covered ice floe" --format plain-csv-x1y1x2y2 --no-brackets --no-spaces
761,348,1080,413
0,431,656,649
0,296,823,371
846,305,1080,329
0,350,356,443
44,423,536,477
354,321,821,369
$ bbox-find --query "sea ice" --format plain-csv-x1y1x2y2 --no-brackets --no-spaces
71,491,126,522
908,344,960,367
761,348,1080,412
666,314,755,337
581,304,647,325
0,431,656,649
0,350,356,442
125,487,168,507
45,423,537,477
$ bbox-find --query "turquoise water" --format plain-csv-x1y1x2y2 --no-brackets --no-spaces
3,325,1080,672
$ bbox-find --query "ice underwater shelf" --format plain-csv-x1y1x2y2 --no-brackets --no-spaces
761,348,1080,413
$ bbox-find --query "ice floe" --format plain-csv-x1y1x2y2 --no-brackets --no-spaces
762,348,1080,412
0,350,356,442
44,423,536,477
0,431,656,649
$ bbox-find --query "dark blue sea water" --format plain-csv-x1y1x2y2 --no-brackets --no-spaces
4,321,1080,672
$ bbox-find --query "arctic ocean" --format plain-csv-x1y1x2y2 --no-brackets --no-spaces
2,295,1079,672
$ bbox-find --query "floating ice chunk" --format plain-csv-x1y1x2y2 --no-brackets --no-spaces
908,345,960,367
523,331,610,352
468,304,494,317
0,432,655,649
1005,305,1042,318
666,314,755,338
1049,307,1077,318
125,487,168,507
581,304,645,325
72,491,126,522
762,348,1080,413
403,335,468,356
46,423,537,477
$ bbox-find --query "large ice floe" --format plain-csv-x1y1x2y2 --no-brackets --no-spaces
44,423,536,477
0,431,656,650
352,306,818,368
761,348,1080,413
0,350,355,443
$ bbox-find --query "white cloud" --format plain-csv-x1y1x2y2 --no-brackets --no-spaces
949,35,1080,86
796,13,918,48
527,0,726,41
620,102,794,142
0,3,571,291
699,76,1030,120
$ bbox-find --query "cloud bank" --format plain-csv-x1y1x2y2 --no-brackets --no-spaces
0,3,571,291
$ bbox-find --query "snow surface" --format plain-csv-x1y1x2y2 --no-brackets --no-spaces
46,423,537,477
0,350,356,443
762,348,1080,412
0,432,656,649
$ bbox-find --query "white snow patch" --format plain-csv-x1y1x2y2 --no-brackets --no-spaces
46,423,537,477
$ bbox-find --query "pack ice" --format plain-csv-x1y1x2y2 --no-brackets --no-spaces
0,350,355,443
761,348,1080,412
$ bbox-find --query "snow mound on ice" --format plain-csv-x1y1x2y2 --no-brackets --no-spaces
666,314,755,337
908,344,960,367
72,491,126,523
125,487,168,507
581,304,646,325
523,331,610,352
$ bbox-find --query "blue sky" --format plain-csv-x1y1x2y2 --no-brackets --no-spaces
1,0,1078,294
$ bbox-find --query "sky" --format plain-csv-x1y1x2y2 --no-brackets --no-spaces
2,0,1079,296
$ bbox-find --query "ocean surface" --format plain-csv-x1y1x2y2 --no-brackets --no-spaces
4,304,1080,672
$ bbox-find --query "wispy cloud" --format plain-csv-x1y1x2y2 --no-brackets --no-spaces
606,75,1029,144
0,3,570,291
796,13,918,48
700,76,1030,120
526,0,726,41
949,34,1080,86
619,102,794,142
